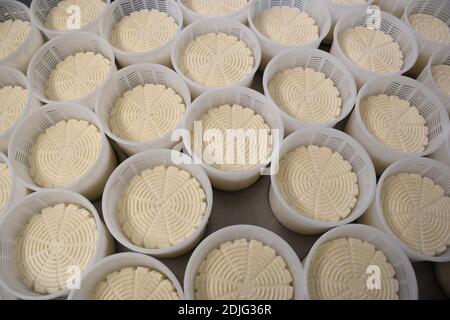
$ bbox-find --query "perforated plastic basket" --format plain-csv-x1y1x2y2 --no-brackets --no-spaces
182,86,284,191
330,9,418,88
68,252,184,300
402,0,450,76
0,284,16,300
417,45,450,115
102,149,213,258
321,0,374,43
8,103,117,201
345,75,449,174
269,127,376,235
171,17,261,98
178,0,251,25
101,0,183,67
263,48,357,135
374,0,413,17
248,0,331,67
360,157,450,262
184,224,305,300
31,0,111,39
95,63,191,156
0,66,40,155
27,31,116,110
0,0,44,73
0,189,114,300
429,127,450,167
0,152,28,218
302,224,418,300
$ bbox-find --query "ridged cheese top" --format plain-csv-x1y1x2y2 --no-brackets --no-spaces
29,119,101,188
195,239,294,300
110,84,185,142
193,104,273,171
381,173,450,256
111,9,178,53
431,64,450,96
46,52,111,101
276,145,358,222
183,0,248,16
409,14,450,45
309,237,399,300
179,32,254,87
119,165,207,249
339,26,403,73
0,19,30,59
269,67,341,123
253,6,319,45
0,162,11,215
45,0,106,31
94,267,180,300
16,203,98,294
0,86,27,133
360,94,428,152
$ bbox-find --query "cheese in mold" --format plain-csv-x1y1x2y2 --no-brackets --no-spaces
0,86,27,134
360,94,428,153
0,19,30,59
45,52,111,101
409,14,450,45
0,162,11,214
381,173,450,256
45,0,106,31
339,26,403,73
118,165,207,249
94,267,179,300
109,84,185,142
111,9,178,53
308,237,399,300
179,32,254,87
276,145,358,222
195,239,294,300
183,0,248,16
29,119,101,188
268,67,341,123
193,104,273,171
253,6,319,45
431,64,450,96
15,203,98,294
332,0,370,5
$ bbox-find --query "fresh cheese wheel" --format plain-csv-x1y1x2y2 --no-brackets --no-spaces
29,119,101,188
409,14,450,45
0,19,30,59
0,86,27,133
183,0,248,16
381,173,450,256
360,94,429,153
308,237,399,300
0,162,11,214
15,203,98,294
332,0,370,5
111,9,178,53
45,0,106,31
276,145,358,222
268,67,341,123
431,64,450,96
118,166,207,249
339,26,404,73
109,84,185,142
195,239,294,300
93,267,179,300
46,52,111,101
194,104,273,171
253,6,319,45
179,32,254,87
